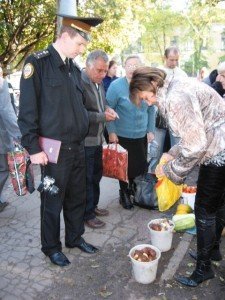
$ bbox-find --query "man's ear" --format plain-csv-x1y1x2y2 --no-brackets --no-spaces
61,31,70,41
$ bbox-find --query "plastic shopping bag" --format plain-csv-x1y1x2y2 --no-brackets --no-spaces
102,143,128,182
7,144,35,196
156,176,182,211
155,157,182,211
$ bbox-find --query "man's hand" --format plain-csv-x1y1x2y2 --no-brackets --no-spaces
30,151,48,165
147,132,154,143
109,133,119,143
105,107,119,122
105,111,117,121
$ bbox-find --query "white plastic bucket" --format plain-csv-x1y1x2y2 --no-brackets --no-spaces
148,219,175,252
128,244,161,284
182,192,196,210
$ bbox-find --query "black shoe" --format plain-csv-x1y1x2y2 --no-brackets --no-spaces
175,268,214,287
0,201,9,212
119,190,134,210
189,249,222,262
66,241,99,254
49,251,71,267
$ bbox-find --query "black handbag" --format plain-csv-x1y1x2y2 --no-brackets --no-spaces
133,173,158,210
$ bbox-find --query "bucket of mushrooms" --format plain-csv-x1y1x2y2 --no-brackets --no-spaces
128,244,161,284
148,218,175,252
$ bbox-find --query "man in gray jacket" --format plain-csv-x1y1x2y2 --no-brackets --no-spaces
82,50,117,228
0,77,21,212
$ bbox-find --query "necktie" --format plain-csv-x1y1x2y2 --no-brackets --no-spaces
65,58,70,72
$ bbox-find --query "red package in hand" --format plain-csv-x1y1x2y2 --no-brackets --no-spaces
102,143,128,182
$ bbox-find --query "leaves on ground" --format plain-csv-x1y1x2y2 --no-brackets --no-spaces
185,271,192,275
99,285,113,298
187,262,194,267
212,261,220,267
91,264,100,268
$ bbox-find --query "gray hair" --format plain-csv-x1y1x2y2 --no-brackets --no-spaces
217,61,225,74
124,55,142,66
86,50,109,67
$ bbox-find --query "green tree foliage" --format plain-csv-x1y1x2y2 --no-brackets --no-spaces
182,0,224,75
77,0,143,59
0,0,56,72
137,1,184,65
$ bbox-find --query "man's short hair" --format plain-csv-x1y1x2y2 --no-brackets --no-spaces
124,55,142,66
58,25,80,38
86,50,109,67
164,46,180,58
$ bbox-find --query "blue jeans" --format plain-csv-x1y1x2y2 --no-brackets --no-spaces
151,128,180,172
84,146,103,221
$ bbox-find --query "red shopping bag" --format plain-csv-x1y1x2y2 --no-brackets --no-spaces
7,144,35,196
102,143,128,182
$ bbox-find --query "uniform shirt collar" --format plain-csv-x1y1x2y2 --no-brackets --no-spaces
48,44,66,67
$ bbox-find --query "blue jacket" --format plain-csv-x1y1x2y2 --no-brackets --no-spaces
106,77,156,138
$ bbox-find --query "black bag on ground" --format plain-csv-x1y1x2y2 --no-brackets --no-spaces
133,173,158,210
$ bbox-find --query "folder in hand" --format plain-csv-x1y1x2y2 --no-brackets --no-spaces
39,136,61,164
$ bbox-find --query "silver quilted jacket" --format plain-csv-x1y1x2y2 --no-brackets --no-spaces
157,77,225,184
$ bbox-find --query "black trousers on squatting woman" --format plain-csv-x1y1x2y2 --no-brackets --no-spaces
176,163,225,287
118,136,147,210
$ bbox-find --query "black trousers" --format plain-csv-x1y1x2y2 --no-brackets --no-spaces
40,143,86,256
195,163,225,263
84,145,103,221
196,164,225,213
118,136,147,191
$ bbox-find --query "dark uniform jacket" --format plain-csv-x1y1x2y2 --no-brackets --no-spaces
18,44,89,155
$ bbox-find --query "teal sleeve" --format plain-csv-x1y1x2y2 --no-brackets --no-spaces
147,105,157,133
105,84,118,134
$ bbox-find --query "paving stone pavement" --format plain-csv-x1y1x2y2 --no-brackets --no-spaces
0,167,225,300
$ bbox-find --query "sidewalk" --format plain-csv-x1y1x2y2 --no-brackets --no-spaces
0,167,224,300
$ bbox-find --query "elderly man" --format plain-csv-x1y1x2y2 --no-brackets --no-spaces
81,50,117,228
18,13,103,267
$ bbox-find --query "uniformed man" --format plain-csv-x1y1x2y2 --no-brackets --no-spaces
18,14,103,267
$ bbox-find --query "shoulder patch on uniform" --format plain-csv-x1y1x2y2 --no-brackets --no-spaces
33,50,50,59
23,63,34,79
